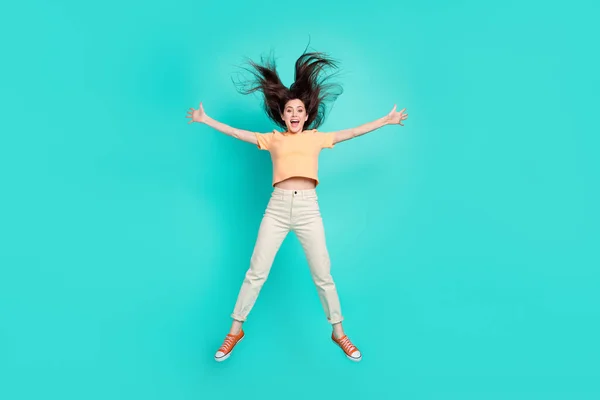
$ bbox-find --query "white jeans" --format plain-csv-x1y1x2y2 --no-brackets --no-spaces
231,187,344,324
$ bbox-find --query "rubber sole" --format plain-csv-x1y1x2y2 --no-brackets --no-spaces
332,337,362,362
214,335,244,362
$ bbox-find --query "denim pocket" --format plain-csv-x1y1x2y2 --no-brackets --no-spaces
302,196,320,210
304,193,318,201
270,193,284,202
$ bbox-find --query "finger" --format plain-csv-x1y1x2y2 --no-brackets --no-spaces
392,104,397,112
399,108,406,113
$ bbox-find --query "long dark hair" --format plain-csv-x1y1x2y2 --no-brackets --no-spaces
234,49,343,130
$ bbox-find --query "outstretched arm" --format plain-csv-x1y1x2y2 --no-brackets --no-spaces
331,105,408,145
186,102,258,145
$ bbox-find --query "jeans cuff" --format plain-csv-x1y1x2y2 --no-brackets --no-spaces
230,313,247,322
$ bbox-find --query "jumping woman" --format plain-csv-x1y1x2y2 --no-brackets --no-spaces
186,50,408,362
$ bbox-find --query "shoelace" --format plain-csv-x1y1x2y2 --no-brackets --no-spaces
219,335,236,352
339,336,357,354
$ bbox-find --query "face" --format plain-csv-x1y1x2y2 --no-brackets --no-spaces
281,99,308,133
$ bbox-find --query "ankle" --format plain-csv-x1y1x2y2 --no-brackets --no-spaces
332,324,344,339
229,321,243,335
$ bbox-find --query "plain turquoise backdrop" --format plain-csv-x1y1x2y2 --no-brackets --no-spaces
1,0,599,399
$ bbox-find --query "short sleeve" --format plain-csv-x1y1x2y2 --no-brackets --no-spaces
319,131,335,149
255,132,274,150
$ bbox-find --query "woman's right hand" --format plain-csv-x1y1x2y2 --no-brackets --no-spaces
186,102,207,124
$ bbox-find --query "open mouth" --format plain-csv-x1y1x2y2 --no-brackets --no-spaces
290,119,300,128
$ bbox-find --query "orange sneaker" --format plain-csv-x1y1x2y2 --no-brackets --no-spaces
214,330,245,362
332,333,362,362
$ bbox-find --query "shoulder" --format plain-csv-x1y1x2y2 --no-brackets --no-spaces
307,129,335,148
255,130,282,150
306,128,332,135
255,129,283,140
304,129,327,137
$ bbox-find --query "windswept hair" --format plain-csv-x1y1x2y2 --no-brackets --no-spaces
234,50,343,130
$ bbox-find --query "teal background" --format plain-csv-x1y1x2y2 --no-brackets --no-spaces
1,0,599,399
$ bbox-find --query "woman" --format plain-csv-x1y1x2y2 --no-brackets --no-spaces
186,51,408,362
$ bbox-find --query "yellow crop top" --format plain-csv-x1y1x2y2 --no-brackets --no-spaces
255,129,335,186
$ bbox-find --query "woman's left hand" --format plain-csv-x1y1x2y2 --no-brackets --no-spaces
386,105,408,126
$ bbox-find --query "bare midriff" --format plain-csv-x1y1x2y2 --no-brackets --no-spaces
274,176,317,190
